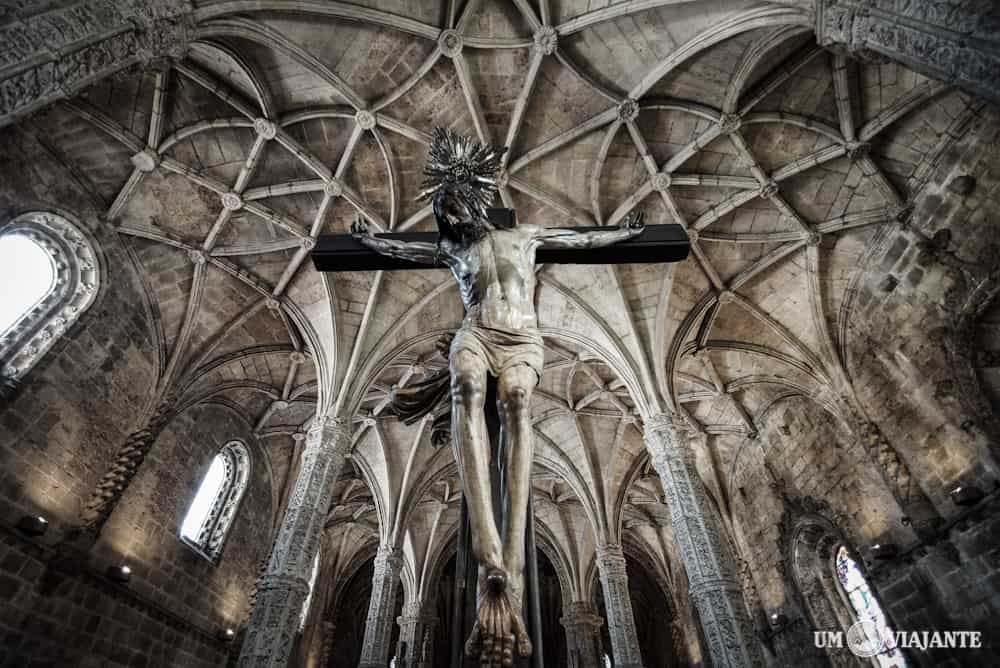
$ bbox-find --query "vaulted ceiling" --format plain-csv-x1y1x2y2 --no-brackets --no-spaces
25,0,975,592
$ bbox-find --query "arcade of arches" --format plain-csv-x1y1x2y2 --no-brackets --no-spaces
1,1,999,667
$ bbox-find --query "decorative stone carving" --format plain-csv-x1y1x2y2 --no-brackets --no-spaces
73,394,176,539
130,148,160,173
221,192,244,211
561,601,603,668
644,414,765,668
596,544,644,668
299,236,316,250
355,109,376,130
805,230,822,247
239,417,348,668
0,0,192,127
533,26,558,56
397,599,436,668
650,172,671,193
617,98,639,123
188,249,207,265
0,212,99,381
844,140,870,162
758,181,779,200
253,117,277,140
324,178,344,198
816,0,1000,103
849,412,941,536
318,620,336,668
359,544,404,668
719,113,742,135
438,29,463,58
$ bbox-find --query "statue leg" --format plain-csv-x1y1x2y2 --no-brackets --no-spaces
451,350,503,570
499,363,538,657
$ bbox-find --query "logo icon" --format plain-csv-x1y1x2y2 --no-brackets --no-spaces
846,620,882,657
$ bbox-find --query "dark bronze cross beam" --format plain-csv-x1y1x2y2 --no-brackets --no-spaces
310,208,690,272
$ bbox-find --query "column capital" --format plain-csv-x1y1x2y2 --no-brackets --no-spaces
560,601,603,629
374,543,403,572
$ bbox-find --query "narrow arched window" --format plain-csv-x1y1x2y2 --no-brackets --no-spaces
0,212,99,381
181,441,250,562
835,545,906,667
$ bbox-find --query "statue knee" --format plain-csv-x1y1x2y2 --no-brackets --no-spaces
502,385,531,412
453,372,484,406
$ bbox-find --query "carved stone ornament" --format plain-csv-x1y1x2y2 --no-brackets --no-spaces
130,148,160,173
719,113,742,135
324,178,344,198
651,171,672,192
355,109,377,130
253,117,278,140
221,191,244,211
239,417,348,668
533,26,558,56
617,98,640,123
0,0,193,126
0,211,100,380
644,415,766,667
438,29,463,58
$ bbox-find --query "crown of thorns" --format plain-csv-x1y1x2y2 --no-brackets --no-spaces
419,127,506,220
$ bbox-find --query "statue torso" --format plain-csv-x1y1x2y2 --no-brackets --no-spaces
444,226,539,331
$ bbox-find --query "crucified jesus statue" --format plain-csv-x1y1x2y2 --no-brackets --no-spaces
352,128,644,666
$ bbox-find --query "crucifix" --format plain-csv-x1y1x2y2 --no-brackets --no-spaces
311,128,688,667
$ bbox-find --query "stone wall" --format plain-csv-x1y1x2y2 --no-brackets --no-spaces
0,127,283,664
0,525,231,668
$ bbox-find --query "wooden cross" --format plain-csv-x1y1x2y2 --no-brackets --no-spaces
309,208,689,667
311,208,690,272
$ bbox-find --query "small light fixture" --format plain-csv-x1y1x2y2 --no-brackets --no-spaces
870,543,898,560
218,628,236,642
16,515,48,537
106,564,131,583
950,485,984,506
769,612,787,627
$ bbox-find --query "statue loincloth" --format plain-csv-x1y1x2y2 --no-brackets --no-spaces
450,324,544,381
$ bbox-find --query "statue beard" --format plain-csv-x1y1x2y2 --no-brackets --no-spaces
433,191,490,245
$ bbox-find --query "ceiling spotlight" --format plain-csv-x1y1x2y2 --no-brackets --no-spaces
950,485,984,506
16,515,48,537
870,543,898,560
106,564,131,584
218,628,236,642
769,612,787,627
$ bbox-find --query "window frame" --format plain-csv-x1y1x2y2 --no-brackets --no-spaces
180,440,251,564
0,211,100,381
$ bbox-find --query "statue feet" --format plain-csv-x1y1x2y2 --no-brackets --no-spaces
464,569,532,667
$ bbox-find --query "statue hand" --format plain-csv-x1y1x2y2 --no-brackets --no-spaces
623,209,645,234
351,216,372,237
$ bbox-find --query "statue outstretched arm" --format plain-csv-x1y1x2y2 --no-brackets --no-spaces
534,210,645,249
351,217,441,265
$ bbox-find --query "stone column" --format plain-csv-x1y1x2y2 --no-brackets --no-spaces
644,414,764,668
238,417,347,668
396,600,435,667
318,620,335,668
358,544,403,668
596,544,644,668
815,0,1000,103
561,601,603,668
0,0,193,127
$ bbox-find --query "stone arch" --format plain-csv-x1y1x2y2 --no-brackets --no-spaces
0,210,101,383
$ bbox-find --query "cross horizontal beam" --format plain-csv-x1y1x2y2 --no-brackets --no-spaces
311,210,690,272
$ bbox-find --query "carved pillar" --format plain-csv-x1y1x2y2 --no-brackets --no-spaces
815,0,1000,102
644,414,764,668
318,620,335,668
851,412,941,536
0,0,193,127
596,544,644,668
69,395,174,542
561,600,603,668
238,417,347,668
397,600,435,668
359,544,403,668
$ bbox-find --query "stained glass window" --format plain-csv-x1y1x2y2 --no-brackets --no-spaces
835,545,906,667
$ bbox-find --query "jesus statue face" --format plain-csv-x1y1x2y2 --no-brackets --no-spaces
432,188,502,244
